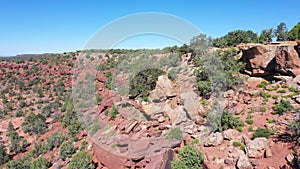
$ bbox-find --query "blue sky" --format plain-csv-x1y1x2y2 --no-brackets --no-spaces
1,0,299,56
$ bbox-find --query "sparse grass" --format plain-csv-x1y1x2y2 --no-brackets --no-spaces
257,81,268,89
232,141,245,150
267,119,276,123
277,89,286,93
289,87,297,92
192,138,199,145
252,128,272,139
111,143,118,148
240,144,246,151
272,95,278,99
167,127,182,141
200,98,208,106
245,119,254,125
260,91,271,98
260,106,267,112
273,100,294,115
110,106,118,120
236,127,243,132
281,84,289,88
233,141,242,147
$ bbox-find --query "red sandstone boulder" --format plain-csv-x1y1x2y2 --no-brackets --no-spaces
239,42,300,77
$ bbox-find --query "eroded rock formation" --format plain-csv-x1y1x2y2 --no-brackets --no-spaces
239,41,300,77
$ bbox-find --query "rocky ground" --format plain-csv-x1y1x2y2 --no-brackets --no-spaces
1,41,300,169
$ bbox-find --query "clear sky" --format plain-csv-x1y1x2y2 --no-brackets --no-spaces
1,0,299,56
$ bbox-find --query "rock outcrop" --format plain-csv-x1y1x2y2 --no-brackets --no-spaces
237,154,253,169
204,132,224,147
246,137,271,158
239,41,300,77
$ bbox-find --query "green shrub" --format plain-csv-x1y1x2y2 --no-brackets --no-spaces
110,106,118,120
30,157,51,169
68,119,82,137
15,110,24,117
240,144,246,151
257,81,268,89
267,119,276,123
60,142,77,160
194,48,244,97
248,126,253,131
289,87,297,92
281,84,289,88
80,140,88,151
200,98,208,106
6,154,32,169
7,122,28,154
208,110,244,132
232,141,245,150
252,128,271,139
273,100,294,115
289,115,300,144
33,132,66,156
260,106,267,112
277,89,286,93
260,91,271,99
167,68,178,81
171,144,204,169
142,96,150,102
220,111,244,131
192,139,199,145
22,112,47,135
41,105,51,117
0,144,10,165
232,141,242,147
96,93,102,103
245,119,254,125
68,151,95,169
236,127,243,132
167,127,182,141
129,68,165,98
272,95,278,99
212,30,259,47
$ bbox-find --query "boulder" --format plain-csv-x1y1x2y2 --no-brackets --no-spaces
222,129,239,140
192,125,212,144
286,153,294,165
239,44,276,76
180,120,196,134
249,159,259,167
237,154,253,169
265,149,272,158
204,132,224,147
143,104,164,116
275,45,300,76
180,91,204,123
294,95,300,104
224,158,234,165
165,105,188,125
224,89,235,98
144,149,173,169
158,116,166,123
92,143,127,169
128,139,150,160
149,75,176,102
239,42,300,77
246,137,270,158
124,121,138,134
235,104,246,115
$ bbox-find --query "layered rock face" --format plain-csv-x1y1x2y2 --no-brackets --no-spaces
239,41,300,77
